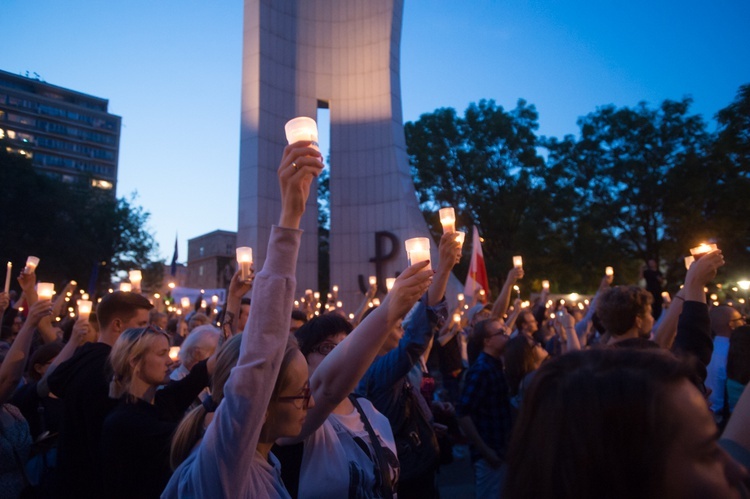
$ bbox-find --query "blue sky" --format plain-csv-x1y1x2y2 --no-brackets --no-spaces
2,0,749,262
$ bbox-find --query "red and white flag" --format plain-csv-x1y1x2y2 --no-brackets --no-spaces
464,226,489,298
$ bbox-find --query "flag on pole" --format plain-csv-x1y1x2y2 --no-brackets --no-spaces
464,226,489,298
170,235,178,277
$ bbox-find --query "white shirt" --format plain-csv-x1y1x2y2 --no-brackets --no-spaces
706,336,730,414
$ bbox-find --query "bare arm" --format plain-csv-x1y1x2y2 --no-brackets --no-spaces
0,300,52,404
222,269,253,338
292,261,434,442
458,416,501,467
490,267,523,320
427,232,461,307
652,288,685,349
351,283,377,326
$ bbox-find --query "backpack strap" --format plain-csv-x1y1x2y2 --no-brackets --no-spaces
349,395,393,497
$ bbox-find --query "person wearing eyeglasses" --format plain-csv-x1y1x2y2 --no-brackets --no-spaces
163,139,322,498
707,305,746,425
274,261,433,499
456,319,513,498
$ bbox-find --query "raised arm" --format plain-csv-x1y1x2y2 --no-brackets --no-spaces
180,141,322,495
37,317,90,397
575,274,612,346
0,299,52,404
652,288,685,350
490,267,523,320
351,282,377,326
294,260,433,440
222,269,253,339
427,232,461,307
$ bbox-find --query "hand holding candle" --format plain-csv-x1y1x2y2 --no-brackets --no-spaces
689,242,718,260
25,256,40,274
37,282,55,300
513,255,523,269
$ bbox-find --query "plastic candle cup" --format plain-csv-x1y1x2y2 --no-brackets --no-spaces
386,278,396,291
236,247,253,282
684,256,695,270
689,243,718,260
180,297,191,309
605,266,614,277
37,282,55,300
285,117,319,151
77,300,93,321
439,207,456,234
542,280,550,290
25,256,40,273
169,347,181,362
128,270,142,290
404,237,432,271
513,256,523,269
119,283,132,293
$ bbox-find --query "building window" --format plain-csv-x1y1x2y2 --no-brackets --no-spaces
199,265,204,276
199,247,204,257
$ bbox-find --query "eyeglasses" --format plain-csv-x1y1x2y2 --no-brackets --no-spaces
276,386,312,410
311,341,338,356
130,325,169,346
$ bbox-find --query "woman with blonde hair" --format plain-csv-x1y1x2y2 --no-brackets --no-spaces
100,325,214,498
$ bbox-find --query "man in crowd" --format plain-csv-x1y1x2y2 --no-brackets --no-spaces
45,291,152,498
707,304,746,424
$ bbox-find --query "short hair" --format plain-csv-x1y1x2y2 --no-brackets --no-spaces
166,317,179,335
467,319,496,366
516,310,534,331
506,348,693,498
188,313,210,331
291,310,308,324
179,325,220,367
596,286,652,336
28,342,63,381
295,312,353,357
149,310,167,324
728,325,750,385
97,292,153,330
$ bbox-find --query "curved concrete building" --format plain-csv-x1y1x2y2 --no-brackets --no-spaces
239,0,437,307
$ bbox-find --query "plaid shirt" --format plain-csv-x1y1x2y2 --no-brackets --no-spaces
456,351,512,462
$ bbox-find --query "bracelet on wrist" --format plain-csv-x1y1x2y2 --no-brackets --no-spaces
673,295,685,302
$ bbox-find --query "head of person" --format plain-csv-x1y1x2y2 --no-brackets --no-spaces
516,310,538,336
28,342,63,381
149,310,168,331
290,310,308,333
467,319,508,365
648,259,658,270
295,313,354,376
178,325,220,370
596,285,653,339
505,348,747,498
710,305,745,338
467,304,492,327
108,326,172,400
187,312,209,332
503,335,548,397
97,291,153,344
238,297,251,332
171,334,243,469
259,338,313,445
727,325,750,385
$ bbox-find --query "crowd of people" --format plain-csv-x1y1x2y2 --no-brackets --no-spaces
1,139,749,498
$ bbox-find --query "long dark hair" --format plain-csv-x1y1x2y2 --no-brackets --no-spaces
505,348,692,499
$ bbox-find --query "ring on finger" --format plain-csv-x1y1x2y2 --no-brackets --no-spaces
292,161,299,171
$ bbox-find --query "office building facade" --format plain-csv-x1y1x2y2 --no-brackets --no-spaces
0,69,121,190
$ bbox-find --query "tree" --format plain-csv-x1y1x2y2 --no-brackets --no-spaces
405,99,551,290
0,142,160,295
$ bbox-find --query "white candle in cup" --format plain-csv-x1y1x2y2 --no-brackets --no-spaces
25,256,40,273
453,313,461,323
37,282,55,300
4,262,11,294
236,247,253,282
211,295,219,304
684,256,694,270
455,231,466,246
404,237,432,271
169,347,181,362
313,291,320,300
128,270,142,290
386,278,396,291
119,282,132,292
542,280,550,290
285,117,319,150
372,298,381,306
77,300,93,321
439,207,456,234
180,297,191,309
336,301,343,308
605,266,614,276
369,276,376,286
458,293,465,302
513,256,523,269
689,243,718,259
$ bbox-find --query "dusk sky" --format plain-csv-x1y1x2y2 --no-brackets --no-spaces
2,0,749,263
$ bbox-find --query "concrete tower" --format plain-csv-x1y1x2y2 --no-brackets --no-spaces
239,0,437,307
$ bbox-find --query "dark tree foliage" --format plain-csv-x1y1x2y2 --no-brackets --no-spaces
406,86,750,293
0,141,160,295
